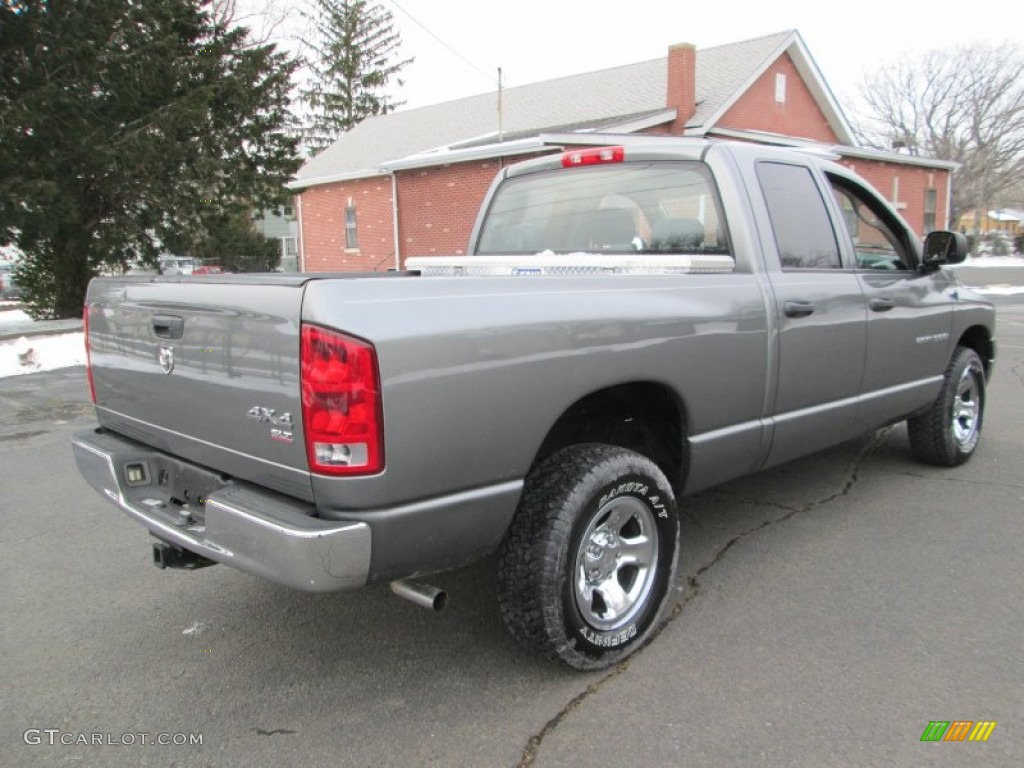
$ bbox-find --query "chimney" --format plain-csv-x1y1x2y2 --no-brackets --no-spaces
666,43,696,134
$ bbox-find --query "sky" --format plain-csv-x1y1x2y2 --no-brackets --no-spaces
323,0,1023,115
236,0,1023,135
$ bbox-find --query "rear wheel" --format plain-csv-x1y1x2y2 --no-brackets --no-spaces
908,346,986,466
497,444,679,670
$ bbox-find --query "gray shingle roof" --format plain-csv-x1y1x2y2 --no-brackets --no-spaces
294,30,820,188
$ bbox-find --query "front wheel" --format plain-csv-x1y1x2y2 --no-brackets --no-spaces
496,444,679,670
908,346,986,466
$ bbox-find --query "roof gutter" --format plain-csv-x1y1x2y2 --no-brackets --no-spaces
286,169,389,192
379,136,554,173
836,144,960,171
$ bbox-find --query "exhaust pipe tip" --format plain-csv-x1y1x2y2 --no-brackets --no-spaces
390,579,448,611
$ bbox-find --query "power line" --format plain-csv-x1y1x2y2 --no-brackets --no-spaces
384,1,499,85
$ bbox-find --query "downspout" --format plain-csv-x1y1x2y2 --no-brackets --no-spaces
391,173,401,270
944,171,954,232
295,194,305,273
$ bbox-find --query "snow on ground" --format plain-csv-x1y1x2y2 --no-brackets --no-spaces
0,309,86,378
974,286,1024,296
0,332,86,378
2,308,31,323
948,255,1024,268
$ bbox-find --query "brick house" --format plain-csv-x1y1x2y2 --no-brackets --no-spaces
289,29,956,273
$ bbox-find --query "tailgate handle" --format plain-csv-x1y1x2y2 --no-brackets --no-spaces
152,315,184,339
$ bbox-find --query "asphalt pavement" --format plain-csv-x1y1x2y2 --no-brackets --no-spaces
1,286,1022,767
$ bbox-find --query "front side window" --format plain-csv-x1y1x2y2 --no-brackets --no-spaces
756,162,841,269
827,174,914,271
476,161,730,257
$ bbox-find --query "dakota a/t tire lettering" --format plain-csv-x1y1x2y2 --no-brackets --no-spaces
496,444,680,670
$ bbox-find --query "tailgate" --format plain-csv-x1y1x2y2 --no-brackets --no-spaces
86,276,312,500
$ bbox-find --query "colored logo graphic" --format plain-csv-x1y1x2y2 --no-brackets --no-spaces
920,721,997,742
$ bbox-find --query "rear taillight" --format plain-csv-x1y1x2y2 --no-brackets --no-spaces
83,304,97,404
561,145,625,168
300,324,383,476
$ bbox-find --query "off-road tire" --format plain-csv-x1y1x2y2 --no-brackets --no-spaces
908,346,986,467
496,444,679,670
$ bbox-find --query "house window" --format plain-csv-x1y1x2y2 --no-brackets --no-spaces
345,204,358,249
923,188,937,233
281,237,298,273
775,73,786,104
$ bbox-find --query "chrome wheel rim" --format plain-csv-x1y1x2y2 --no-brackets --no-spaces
952,365,981,447
574,496,659,632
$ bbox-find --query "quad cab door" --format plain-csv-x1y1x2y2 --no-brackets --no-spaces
824,171,956,429
754,161,869,468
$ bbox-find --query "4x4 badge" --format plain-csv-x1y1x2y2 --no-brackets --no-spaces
247,405,294,444
158,346,174,374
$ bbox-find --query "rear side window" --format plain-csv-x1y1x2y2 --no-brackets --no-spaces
757,162,841,269
476,162,730,256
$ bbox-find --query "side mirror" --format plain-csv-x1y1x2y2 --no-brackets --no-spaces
923,230,969,266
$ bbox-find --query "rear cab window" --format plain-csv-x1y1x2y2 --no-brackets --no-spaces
756,161,842,270
476,161,731,258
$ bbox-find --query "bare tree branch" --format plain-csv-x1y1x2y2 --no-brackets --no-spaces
212,0,296,47
852,42,1024,225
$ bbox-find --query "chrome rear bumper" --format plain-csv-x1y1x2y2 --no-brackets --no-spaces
71,429,371,592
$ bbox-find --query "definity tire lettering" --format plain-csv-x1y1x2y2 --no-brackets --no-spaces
579,624,638,648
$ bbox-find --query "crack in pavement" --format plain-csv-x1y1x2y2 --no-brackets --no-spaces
515,428,890,767
516,663,630,768
886,470,1024,491
1009,359,1024,390
0,429,49,442
690,428,890,582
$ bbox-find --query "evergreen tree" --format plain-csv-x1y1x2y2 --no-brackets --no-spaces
0,0,301,318
301,0,412,153
163,209,281,273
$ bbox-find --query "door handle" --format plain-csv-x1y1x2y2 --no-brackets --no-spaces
783,300,816,318
869,298,895,312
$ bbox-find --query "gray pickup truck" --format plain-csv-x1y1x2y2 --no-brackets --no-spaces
73,140,995,669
